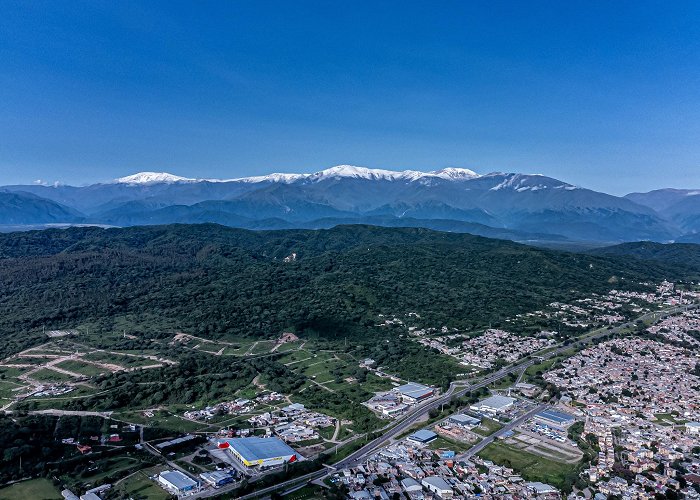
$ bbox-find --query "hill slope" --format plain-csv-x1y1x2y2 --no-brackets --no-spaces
0,191,84,224
0,224,691,359
589,241,700,273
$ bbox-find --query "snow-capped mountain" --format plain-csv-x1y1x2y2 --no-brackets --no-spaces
0,165,690,243
113,172,198,184
111,165,482,185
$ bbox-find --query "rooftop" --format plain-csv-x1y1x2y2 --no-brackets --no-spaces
408,429,437,442
223,437,297,461
395,382,433,399
536,409,576,424
159,470,198,490
474,394,516,410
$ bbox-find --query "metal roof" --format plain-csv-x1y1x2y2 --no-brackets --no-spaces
408,429,437,442
474,395,515,409
536,409,575,424
156,434,197,449
423,476,452,490
449,413,481,425
159,470,198,490
395,382,433,399
224,437,297,461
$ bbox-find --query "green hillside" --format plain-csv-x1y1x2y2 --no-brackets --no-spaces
0,224,691,358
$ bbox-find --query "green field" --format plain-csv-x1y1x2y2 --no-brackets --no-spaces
30,368,75,382
479,441,579,489
55,360,109,377
0,366,30,378
472,417,503,437
428,436,470,453
0,478,62,500
113,467,171,500
82,351,159,368
0,380,27,399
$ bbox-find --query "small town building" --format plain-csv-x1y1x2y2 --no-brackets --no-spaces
421,476,453,498
685,422,700,435
199,470,235,487
447,413,481,427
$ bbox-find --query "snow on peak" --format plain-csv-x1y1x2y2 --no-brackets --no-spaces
429,167,480,180
110,166,484,185
113,172,195,184
308,165,426,181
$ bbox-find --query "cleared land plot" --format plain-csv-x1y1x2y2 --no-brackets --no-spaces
30,368,76,382
479,441,579,489
115,466,171,500
0,478,62,500
54,360,110,377
472,418,503,437
0,379,28,399
82,351,163,368
428,436,470,453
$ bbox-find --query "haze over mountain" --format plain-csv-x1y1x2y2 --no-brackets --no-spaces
2,165,698,244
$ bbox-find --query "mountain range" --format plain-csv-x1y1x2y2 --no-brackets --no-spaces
1,165,699,244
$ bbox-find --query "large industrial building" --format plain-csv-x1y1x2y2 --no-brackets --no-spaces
157,470,199,494
407,429,438,445
534,409,576,429
394,382,434,403
218,436,298,468
470,394,516,414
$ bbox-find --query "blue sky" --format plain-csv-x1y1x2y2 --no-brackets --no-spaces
1,1,699,194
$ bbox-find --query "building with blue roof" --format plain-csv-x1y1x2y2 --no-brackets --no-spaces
407,429,438,444
219,437,298,468
534,409,576,429
157,470,199,494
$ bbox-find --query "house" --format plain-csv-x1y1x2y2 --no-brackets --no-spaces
685,422,700,435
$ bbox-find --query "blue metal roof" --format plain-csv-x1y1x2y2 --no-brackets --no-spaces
536,409,575,424
408,429,437,442
160,470,198,490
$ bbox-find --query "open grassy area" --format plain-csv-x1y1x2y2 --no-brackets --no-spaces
55,360,109,377
472,417,503,437
0,478,62,500
113,467,171,500
0,366,30,378
428,436,470,453
82,351,159,368
479,441,579,489
30,368,76,382
0,379,27,399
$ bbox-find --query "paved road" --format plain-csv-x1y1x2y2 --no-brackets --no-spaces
459,403,549,459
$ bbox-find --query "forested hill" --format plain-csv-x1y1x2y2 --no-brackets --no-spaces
0,224,692,355
589,241,700,273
